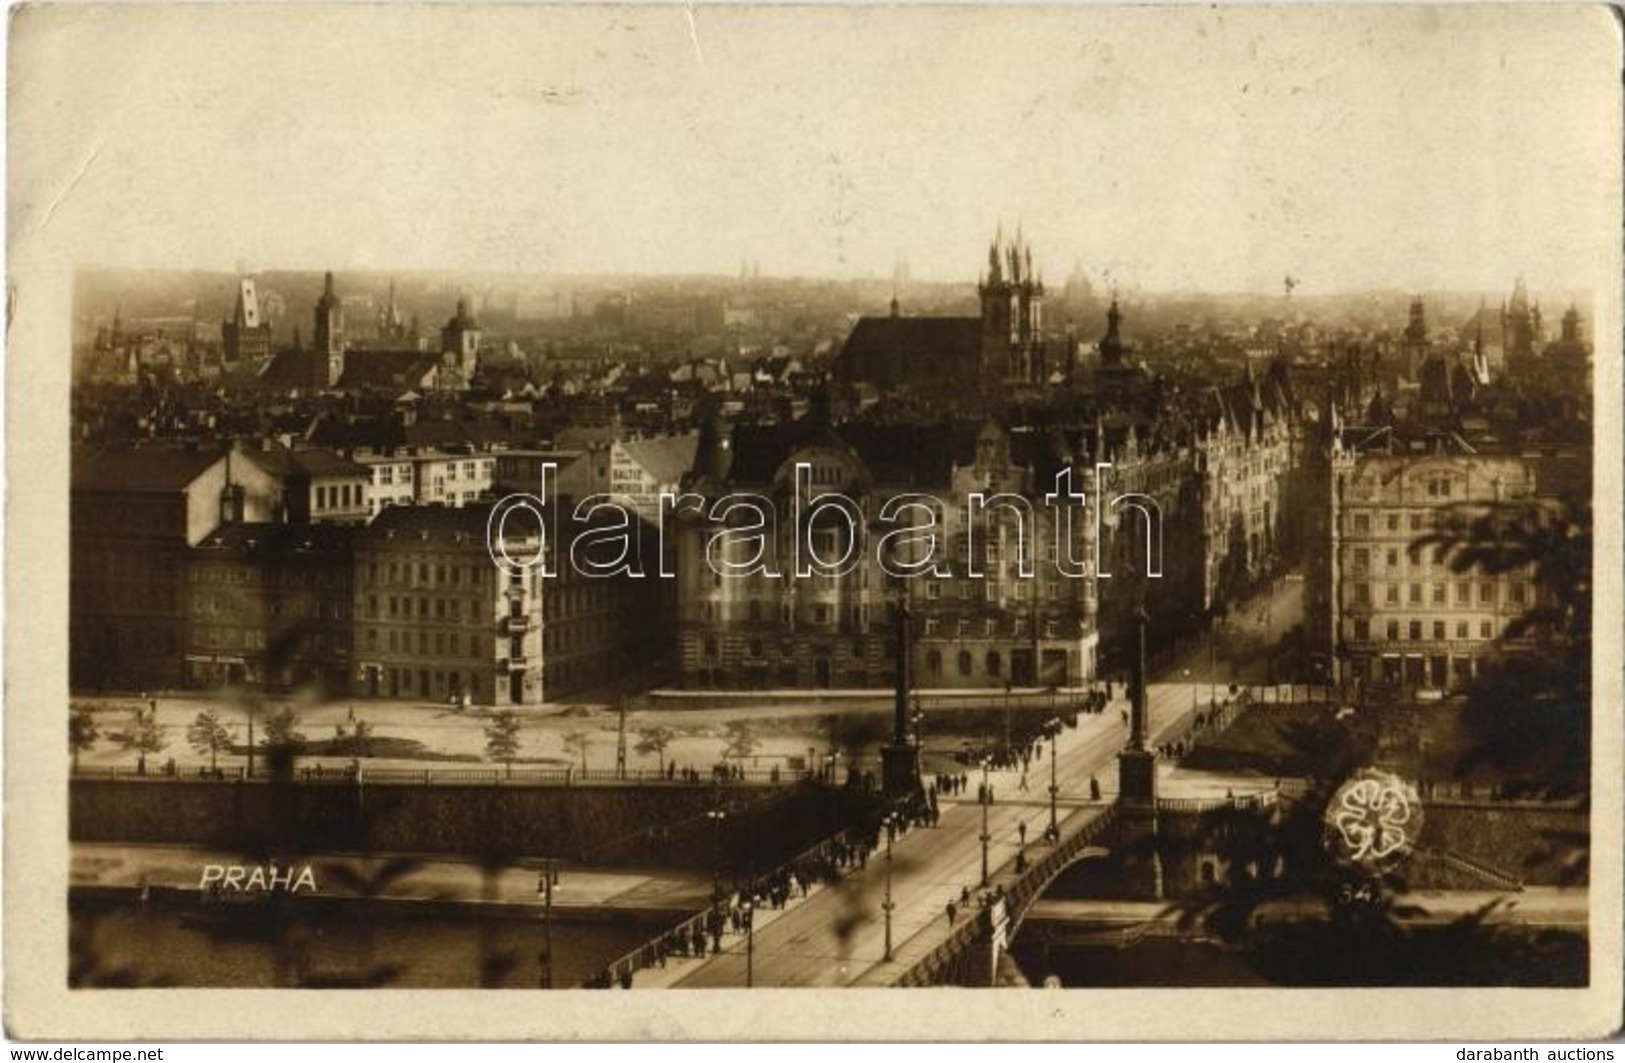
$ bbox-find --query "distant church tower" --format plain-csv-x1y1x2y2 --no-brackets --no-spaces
222,278,272,364
1401,296,1429,380
313,271,345,388
977,226,1046,387
1503,276,1537,371
441,296,482,379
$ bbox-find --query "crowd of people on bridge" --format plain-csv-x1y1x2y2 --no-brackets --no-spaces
581,788,946,989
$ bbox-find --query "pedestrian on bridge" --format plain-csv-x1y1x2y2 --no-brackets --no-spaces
1089,775,1101,801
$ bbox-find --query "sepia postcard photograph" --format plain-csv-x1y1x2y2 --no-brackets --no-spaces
5,1,1622,1043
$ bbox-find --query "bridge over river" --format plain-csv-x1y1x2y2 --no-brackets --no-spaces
623,677,1264,988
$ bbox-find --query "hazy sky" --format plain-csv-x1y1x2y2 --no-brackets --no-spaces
11,5,1619,294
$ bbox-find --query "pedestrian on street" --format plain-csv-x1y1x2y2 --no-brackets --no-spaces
1017,820,1027,845
946,900,958,926
1089,775,1101,801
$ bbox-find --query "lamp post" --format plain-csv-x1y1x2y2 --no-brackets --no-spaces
1045,718,1060,842
706,806,728,904
742,898,755,987
1208,608,1218,709
1002,680,1013,753
979,758,992,888
882,812,897,962
537,859,559,990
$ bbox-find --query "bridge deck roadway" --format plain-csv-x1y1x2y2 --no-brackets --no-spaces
640,676,1273,989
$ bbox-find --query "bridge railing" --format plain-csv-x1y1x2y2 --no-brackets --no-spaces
888,803,1121,988
1001,804,1119,930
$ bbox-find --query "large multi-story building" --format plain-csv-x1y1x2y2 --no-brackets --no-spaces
1306,421,1541,697
350,501,658,706
184,522,355,692
673,414,1101,690
1194,362,1300,609
352,504,533,705
70,444,284,690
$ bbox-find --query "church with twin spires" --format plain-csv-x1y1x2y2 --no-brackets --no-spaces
834,227,1069,407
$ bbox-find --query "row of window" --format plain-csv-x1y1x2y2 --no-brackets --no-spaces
315,483,364,511
366,628,489,658
364,561,489,588
371,464,413,486
194,594,346,620
1348,618,1500,642
1347,580,1526,607
371,595,489,622
190,566,345,588
1349,512,1431,535
1350,546,1452,572
919,617,1068,639
193,626,346,652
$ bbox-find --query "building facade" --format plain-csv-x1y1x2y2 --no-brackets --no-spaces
1309,432,1539,696
184,523,355,692
70,444,284,690
673,417,1101,691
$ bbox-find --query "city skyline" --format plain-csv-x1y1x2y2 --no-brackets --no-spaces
13,6,1618,294
12,1,1619,1041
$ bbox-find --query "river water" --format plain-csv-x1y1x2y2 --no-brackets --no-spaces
72,903,661,989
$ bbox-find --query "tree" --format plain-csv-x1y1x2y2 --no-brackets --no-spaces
720,720,758,763
118,705,167,774
1163,494,1596,984
261,707,306,753
484,711,521,776
1410,494,1591,798
562,729,592,774
634,726,676,776
186,708,234,772
70,706,99,772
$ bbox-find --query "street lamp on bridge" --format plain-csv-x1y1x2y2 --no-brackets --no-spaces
706,805,728,904
741,897,755,987
1044,718,1061,842
978,758,992,888
881,810,899,962
536,859,560,990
